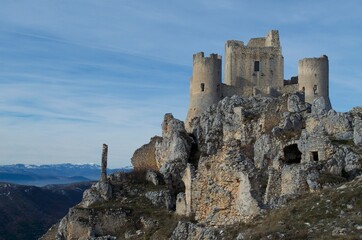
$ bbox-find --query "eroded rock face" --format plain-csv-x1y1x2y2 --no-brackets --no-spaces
171,221,223,240
56,207,128,240
80,182,112,208
351,107,362,146
155,113,193,188
181,94,362,225
49,93,362,239
190,147,262,225
145,190,174,210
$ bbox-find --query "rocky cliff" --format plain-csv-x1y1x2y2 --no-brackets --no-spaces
43,93,362,239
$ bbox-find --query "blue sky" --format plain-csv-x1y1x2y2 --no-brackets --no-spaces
0,1,361,168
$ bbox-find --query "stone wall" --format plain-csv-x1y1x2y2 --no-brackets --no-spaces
224,30,284,94
131,136,162,171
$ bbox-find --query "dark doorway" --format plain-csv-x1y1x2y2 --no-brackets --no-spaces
283,144,302,164
311,151,319,161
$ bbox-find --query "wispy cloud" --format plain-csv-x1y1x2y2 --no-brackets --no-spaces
0,1,361,167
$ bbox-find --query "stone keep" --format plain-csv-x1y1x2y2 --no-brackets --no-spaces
186,30,331,125
224,30,284,94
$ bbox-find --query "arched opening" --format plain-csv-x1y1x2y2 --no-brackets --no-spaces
283,144,302,164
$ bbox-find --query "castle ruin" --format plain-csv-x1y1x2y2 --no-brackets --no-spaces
186,30,332,125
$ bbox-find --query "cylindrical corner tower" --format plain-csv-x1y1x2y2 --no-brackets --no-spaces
185,52,222,127
298,55,331,108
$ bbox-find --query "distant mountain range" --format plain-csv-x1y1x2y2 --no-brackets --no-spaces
0,163,132,186
0,181,92,240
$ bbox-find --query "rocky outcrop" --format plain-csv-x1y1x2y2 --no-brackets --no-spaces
56,207,125,240
44,93,362,239
145,190,174,210
171,221,223,240
177,93,362,225
80,182,112,208
351,107,362,146
155,113,193,188
131,136,162,171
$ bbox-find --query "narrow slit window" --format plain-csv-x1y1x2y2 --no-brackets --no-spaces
254,61,260,72
313,85,318,95
201,83,205,92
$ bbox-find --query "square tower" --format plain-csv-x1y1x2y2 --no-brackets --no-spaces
224,30,284,96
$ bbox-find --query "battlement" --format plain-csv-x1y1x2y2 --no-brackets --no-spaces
193,52,221,64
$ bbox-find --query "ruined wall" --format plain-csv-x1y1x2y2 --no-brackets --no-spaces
131,136,162,171
224,30,284,96
298,56,331,108
186,52,222,126
281,84,299,95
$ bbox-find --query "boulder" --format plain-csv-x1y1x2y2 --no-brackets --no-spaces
80,182,112,208
171,221,223,240
145,190,174,210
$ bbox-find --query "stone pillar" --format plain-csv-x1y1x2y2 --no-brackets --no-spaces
101,144,108,182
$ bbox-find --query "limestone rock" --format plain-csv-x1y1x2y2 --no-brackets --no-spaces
155,113,193,187
88,236,116,240
145,190,174,210
80,181,112,208
353,119,362,146
145,170,160,185
56,207,129,240
312,97,332,115
325,110,353,140
170,221,223,240
175,192,187,215
287,93,309,113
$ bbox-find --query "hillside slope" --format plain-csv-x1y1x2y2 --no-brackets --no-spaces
0,182,92,240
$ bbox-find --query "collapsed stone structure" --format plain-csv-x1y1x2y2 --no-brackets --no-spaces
186,30,332,125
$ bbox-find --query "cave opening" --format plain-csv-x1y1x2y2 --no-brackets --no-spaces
283,144,302,164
